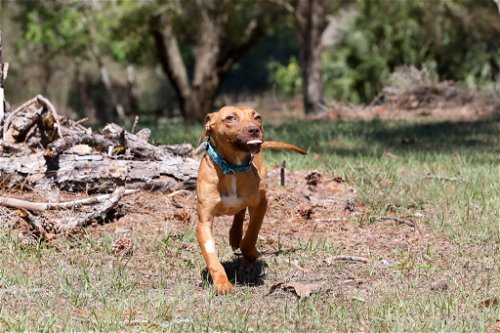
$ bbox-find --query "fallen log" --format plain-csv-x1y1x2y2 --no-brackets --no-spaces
0,95,199,193
0,152,198,193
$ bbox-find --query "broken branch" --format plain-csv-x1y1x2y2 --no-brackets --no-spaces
376,216,415,228
0,189,138,212
424,174,464,182
57,187,126,231
325,255,369,264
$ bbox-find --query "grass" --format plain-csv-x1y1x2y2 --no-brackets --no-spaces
1,117,499,331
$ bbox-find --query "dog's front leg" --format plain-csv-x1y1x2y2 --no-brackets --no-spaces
196,211,233,294
240,197,268,262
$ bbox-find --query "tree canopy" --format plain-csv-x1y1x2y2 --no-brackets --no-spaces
2,0,498,121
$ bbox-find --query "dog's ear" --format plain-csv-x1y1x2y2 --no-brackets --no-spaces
200,112,214,143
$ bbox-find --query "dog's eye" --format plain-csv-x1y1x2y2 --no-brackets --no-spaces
225,115,237,122
254,115,262,121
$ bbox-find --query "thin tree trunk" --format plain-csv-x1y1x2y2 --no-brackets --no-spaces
150,13,192,119
297,0,328,114
126,64,140,119
0,30,4,127
75,62,97,124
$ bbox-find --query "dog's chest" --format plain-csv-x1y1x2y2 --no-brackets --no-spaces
217,173,260,215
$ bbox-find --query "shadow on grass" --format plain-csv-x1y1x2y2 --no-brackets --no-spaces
265,119,500,158
201,257,267,287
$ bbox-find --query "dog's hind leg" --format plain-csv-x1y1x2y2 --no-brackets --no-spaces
229,209,246,251
240,197,267,262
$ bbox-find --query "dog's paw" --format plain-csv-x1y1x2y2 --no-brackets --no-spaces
214,280,234,295
229,238,241,251
241,247,261,262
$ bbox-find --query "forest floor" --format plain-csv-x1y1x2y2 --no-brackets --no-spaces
1,100,499,331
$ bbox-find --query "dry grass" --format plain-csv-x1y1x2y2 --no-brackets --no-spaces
1,117,499,332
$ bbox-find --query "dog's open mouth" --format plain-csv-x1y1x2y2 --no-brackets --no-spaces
246,139,263,153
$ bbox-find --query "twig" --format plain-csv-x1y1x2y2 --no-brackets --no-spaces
314,218,349,223
280,160,286,186
36,95,63,140
424,174,463,182
131,115,139,134
376,216,415,227
73,117,88,126
167,189,190,198
0,189,138,212
57,187,126,231
18,208,46,236
2,96,38,141
325,255,369,264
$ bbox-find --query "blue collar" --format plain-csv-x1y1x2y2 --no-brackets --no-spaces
205,141,254,175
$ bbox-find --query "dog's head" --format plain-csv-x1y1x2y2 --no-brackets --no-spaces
203,106,264,154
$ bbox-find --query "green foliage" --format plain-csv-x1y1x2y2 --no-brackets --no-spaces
17,2,89,58
14,1,159,65
268,56,302,96
271,0,500,103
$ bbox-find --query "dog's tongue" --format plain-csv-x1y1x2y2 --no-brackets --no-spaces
247,140,263,145
246,139,262,153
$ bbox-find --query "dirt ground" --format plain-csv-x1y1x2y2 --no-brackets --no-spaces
3,167,457,296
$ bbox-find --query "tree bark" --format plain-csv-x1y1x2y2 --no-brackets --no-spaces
0,30,4,128
494,0,500,14
126,64,140,119
150,2,267,122
76,62,97,124
1,97,198,193
296,0,328,115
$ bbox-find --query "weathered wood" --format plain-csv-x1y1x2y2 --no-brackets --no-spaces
36,95,63,143
57,187,126,232
3,97,39,142
0,189,139,212
1,95,199,195
0,152,199,193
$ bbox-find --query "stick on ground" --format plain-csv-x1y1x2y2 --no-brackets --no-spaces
376,216,415,227
57,187,126,232
0,189,138,212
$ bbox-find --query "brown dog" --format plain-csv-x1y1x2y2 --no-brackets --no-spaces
196,105,306,294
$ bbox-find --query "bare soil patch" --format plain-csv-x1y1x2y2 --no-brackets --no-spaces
2,167,456,297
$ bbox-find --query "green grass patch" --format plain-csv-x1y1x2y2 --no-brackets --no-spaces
151,118,499,244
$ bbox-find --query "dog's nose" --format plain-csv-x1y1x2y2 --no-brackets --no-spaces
247,126,260,136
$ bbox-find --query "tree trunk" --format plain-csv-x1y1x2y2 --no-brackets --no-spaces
126,64,140,119
0,30,4,127
75,62,97,124
150,2,265,122
296,0,328,115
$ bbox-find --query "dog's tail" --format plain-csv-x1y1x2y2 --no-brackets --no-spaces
261,141,307,155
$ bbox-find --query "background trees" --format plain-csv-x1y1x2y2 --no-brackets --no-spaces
272,0,500,104
150,0,280,121
1,0,498,123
